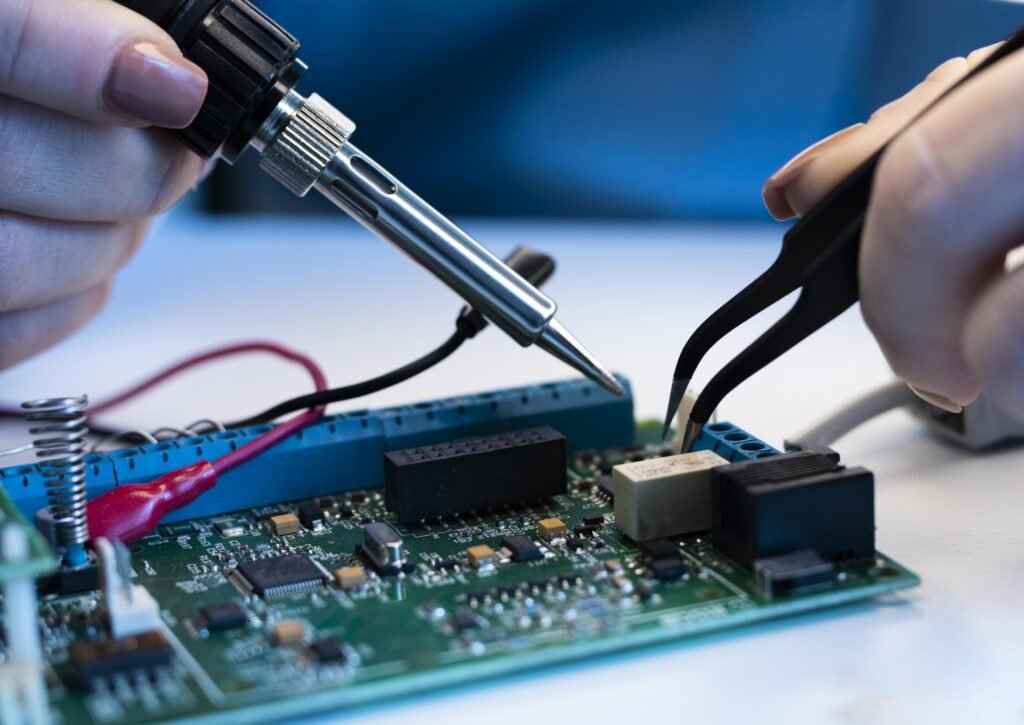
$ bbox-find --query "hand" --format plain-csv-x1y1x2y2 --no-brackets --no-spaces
761,42,1024,421
0,0,207,369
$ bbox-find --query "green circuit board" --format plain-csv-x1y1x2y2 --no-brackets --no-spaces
39,441,919,725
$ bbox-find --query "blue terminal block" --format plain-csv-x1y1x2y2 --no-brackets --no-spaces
692,421,780,461
1,376,634,524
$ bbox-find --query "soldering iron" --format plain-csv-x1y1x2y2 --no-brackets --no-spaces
114,0,622,397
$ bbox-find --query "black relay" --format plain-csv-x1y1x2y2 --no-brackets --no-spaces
711,450,875,569
384,427,566,523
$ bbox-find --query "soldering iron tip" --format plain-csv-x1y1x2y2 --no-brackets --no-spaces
660,378,690,440
536,319,623,396
680,418,704,454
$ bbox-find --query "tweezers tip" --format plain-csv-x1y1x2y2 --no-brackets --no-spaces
659,379,689,440
680,419,704,454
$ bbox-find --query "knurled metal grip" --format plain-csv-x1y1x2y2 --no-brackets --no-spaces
259,94,356,197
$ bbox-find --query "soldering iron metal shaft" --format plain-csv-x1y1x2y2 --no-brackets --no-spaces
113,0,620,395
254,92,623,395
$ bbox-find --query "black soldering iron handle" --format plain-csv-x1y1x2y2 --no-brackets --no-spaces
681,26,1024,426
114,0,306,161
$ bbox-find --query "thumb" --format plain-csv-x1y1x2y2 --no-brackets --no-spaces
0,0,207,127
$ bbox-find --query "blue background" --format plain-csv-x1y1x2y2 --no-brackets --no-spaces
204,0,1023,219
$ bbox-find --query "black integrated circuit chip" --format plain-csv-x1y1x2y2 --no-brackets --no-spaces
308,638,348,664
298,502,323,529
199,601,248,632
639,538,689,581
70,631,173,688
565,537,587,552
501,534,543,562
229,554,329,598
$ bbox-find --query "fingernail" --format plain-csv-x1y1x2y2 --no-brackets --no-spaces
908,385,964,414
105,41,207,128
762,123,865,220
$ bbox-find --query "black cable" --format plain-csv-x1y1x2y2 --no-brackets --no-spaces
227,325,471,428
228,246,557,428
33,248,555,441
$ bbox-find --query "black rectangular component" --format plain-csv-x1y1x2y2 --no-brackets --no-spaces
649,557,688,581
298,502,323,529
636,538,688,581
582,515,605,526
565,537,587,551
754,550,835,598
199,601,248,632
308,638,347,664
230,554,328,598
70,631,172,688
712,450,875,570
639,539,678,560
384,427,566,524
39,561,100,596
502,534,543,562
451,607,480,630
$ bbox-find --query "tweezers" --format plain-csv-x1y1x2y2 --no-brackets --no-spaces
664,27,1024,453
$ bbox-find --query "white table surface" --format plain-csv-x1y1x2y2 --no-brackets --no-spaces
1,212,1020,724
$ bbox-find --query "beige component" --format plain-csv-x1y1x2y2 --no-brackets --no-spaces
613,450,729,542
269,513,301,536
537,518,568,542
335,566,367,591
466,545,496,568
272,619,305,645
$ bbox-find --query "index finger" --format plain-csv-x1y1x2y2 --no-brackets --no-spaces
0,0,207,127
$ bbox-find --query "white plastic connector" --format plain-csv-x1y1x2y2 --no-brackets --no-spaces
95,538,161,639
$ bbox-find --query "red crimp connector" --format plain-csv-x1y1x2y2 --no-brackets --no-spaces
87,462,218,544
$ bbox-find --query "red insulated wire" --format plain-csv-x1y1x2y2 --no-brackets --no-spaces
199,342,329,474
211,405,324,475
0,340,327,418
70,341,329,543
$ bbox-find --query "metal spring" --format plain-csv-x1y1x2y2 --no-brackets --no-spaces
22,396,90,547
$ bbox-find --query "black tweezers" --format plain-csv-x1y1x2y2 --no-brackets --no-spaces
664,26,1024,452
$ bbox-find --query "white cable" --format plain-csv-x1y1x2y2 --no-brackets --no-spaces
0,444,34,458
785,380,916,451
183,418,227,434
91,429,159,453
